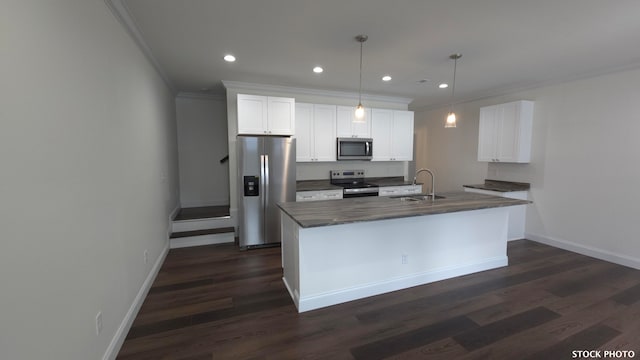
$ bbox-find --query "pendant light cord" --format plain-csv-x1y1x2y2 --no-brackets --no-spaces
358,40,363,104
450,56,457,109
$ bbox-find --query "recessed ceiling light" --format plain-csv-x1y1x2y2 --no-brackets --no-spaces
439,83,449,89
382,75,392,82
313,66,324,74
223,54,236,62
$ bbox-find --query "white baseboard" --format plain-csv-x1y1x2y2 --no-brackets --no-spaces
293,256,508,313
170,232,234,249
102,243,169,360
526,232,640,270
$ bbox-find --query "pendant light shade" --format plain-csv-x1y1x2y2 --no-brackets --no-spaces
354,34,368,123
445,53,462,128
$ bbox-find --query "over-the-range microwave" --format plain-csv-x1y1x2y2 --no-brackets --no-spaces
337,137,373,161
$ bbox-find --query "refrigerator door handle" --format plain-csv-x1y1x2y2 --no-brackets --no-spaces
264,154,270,208
260,155,266,210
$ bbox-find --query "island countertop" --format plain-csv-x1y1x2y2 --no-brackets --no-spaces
278,191,530,228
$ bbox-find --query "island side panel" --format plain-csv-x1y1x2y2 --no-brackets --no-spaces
295,207,509,312
281,213,301,309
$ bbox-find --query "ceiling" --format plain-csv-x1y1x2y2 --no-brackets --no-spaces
118,0,640,110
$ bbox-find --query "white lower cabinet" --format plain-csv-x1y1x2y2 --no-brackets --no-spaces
378,185,423,197
464,187,527,241
296,190,343,202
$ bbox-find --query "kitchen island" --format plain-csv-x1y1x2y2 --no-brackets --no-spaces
277,192,530,312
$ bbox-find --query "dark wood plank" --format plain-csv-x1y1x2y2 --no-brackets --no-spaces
523,324,621,360
350,316,478,360
453,307,560,350
174,205,230,221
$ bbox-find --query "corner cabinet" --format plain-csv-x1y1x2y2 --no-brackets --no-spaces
336,106,371,138
295,103,337,162
237,94,295,136
478,100,533,163
371,109,414,161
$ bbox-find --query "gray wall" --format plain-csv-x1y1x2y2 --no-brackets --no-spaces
0,1,179,359
414,66,640,269
176,94,229,207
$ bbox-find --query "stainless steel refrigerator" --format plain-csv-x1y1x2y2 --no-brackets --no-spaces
237,136,296,248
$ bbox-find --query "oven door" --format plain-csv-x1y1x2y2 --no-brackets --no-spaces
343,187,379,198
337,138,373,161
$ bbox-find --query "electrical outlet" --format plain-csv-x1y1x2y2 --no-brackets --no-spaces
95,311,103,335
401,254,408,265
144,250,148,265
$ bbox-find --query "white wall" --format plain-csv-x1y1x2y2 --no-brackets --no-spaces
176,94,229,207
0,1,179,359
414,66,640,269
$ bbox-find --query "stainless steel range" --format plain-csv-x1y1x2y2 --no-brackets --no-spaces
330,170,379,198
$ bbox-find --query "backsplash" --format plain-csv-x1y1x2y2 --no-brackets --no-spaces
297,161,407,180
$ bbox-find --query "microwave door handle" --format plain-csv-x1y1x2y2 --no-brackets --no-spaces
366,142,370,155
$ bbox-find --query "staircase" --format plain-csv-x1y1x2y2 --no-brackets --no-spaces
169,206,235,249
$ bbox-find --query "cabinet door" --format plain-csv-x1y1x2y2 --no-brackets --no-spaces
267,97,295,135
313,104,337,161
477,105,498,161
295,103,313,162
371,109,393,161
336,106,354,137
237,94,267,134
352,108,371,138
391,110,414,161
336,106,371,138
495,101,519,162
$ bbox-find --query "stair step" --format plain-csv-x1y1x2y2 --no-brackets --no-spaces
169,227,235,249
170,227,235,239
174,206,230,221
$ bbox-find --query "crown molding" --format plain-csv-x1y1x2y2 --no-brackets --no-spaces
176,92,226,101
104,0,176,94
221,80,413,106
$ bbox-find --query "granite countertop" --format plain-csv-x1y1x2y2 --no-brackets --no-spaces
297,176,417,191
296,180,342,192
463,179,530,192
278,191,530,228
366,176,418,187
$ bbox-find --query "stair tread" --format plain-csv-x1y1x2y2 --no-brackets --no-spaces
174,206,230,221
170,227,235,239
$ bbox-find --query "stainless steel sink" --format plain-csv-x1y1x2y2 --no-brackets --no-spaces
390,194,446,201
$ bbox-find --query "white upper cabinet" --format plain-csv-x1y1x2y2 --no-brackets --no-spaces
295,103,336,162
237,94,295,135
336,106,371,138
478,100,533,163
371,109,414,161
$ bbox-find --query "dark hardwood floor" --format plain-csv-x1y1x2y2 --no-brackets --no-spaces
117,240,640,359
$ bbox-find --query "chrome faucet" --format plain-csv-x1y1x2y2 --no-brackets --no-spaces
413,168,435,198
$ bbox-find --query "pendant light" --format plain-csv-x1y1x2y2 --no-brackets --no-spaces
445,53,462,128
354,34,368,123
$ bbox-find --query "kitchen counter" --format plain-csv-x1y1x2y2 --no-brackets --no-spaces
366,176,416,187
296,180,342,191
280,191,528,312
296,176,417,192
463,179,530,192
278,191,529,228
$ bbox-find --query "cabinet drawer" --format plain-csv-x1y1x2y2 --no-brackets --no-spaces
296,190,343,202
378,185,422,196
